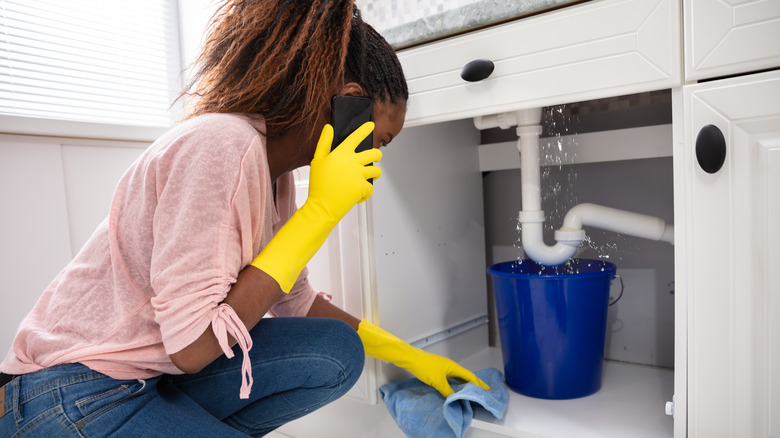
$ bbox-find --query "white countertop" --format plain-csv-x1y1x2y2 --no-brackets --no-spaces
371,0,583,49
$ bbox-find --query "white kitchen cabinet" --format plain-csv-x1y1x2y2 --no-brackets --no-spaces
681,70,780,437
284,0,780,436
684,0,780,82
282,0,683,436
679,0,780,435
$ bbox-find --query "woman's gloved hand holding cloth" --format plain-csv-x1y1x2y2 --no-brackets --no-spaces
251,122,380,292
358,320,490,397
252,121,487,398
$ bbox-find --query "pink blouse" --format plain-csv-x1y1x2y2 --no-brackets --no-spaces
1,113,316,398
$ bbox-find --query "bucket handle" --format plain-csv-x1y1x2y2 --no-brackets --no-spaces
608,274,624,306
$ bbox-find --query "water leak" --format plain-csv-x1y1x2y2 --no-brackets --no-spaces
582,231,631,263
540,105,579,237
515,104,630,264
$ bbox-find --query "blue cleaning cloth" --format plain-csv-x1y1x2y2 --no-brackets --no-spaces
379,368,508,438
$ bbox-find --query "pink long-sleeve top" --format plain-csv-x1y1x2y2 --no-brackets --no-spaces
1,113,317,397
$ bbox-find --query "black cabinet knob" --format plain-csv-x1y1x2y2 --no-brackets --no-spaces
695,124,726,174
460,59,494,82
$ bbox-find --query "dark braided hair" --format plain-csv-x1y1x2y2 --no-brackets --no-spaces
181,0,407,135
345,15,408,106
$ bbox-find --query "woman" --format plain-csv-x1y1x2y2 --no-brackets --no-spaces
0,1,487,436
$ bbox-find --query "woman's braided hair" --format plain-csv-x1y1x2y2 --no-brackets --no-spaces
181,0,407,136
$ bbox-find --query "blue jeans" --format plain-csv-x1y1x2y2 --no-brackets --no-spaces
0,317,364,437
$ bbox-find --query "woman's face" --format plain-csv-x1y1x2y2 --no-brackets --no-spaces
332,82,406,150
266,93,407,182
371,99,406,150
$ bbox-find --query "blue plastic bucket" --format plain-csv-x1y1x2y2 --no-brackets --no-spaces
487,258,616,399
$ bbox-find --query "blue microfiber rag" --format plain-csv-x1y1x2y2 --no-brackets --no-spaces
379,368,508,438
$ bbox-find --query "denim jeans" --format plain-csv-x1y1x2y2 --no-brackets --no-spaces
0,317,364,437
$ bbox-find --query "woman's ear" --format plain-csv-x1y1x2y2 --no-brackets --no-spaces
338,82,365,97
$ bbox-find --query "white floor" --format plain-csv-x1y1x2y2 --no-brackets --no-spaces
272,347,674,437
461,348,674,438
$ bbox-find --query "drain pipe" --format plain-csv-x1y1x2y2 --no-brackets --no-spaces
474,109,674,266
514,111,583,265
561,203,674,245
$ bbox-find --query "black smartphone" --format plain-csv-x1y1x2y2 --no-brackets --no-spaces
331,94,373,182
331,94,372,152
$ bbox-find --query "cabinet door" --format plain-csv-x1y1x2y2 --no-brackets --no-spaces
685,0,780,81
683,70,780,437
293,171,378,404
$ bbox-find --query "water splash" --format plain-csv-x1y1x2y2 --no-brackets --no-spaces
513,257,612,275
514,104,635,264
513,220,524,261
582,231,632,263
539,105,579,235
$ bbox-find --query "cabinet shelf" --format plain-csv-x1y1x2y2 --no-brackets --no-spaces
460,347,673,438
478,124,672,172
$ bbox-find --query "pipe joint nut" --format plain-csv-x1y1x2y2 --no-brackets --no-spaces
496,112,516,129
516,125,543,137
555,229,586,244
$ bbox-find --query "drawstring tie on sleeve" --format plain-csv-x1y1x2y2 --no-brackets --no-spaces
211,303,253,399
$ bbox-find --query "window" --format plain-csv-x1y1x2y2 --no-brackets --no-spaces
0,0,181,137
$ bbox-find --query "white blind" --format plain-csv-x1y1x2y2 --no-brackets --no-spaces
0,0,180,128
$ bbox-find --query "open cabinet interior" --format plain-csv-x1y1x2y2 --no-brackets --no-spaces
481,91,675,367
473,92,676,437
363,89,676,438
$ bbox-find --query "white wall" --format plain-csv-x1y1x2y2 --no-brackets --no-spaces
0,136,146,360
177,0,220,74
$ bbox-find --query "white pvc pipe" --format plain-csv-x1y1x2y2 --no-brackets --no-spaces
473,108,544,131
473,114,502,130
518,125,543,211
516,112,582,265
521,220,582,266
511,108,675,266
560,203,675,244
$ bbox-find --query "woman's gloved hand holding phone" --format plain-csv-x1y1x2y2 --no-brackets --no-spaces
251,122,380,292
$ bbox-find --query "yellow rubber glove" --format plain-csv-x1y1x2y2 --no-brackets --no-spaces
251,122,381,292
357,320,490,397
